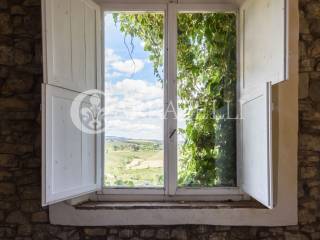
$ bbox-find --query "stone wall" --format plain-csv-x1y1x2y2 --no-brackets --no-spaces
0,0,319,239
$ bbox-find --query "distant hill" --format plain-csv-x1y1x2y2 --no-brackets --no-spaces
106,136,129,142
106,136,162,144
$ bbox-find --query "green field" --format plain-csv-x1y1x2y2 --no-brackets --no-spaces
104,137,164,187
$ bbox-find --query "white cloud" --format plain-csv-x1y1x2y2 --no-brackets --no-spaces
105,48,145,76
105,48,121,63
111,59,145,74
107,120,159,132
106,72,122,78
105,78,164,140
106,79,163,120
112,79,162,100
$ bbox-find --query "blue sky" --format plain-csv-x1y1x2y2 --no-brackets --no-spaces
104,13,164,140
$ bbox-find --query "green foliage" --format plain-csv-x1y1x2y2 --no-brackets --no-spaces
113,12,237,187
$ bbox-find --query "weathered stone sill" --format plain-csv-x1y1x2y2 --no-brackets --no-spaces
76,200,264,210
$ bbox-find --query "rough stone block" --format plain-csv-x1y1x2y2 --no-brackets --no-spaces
31,211,48,223
306,2,320,19
0,0,7,9
299,73,309,99
0,13,12,34
309,39,320,58
0,45,14,65
171,229,187,240
0,182,15,195
84,228,107,236
140,229,155,238
156,229,170,239
17,224,32,236
6,211,28,224
0,154,18,167
310,78,320,102
119,229,133,238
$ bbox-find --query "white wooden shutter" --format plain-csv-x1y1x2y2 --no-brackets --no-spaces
239,84,273,208
240,0,287,89
41,0,102,206
44,0,101,92
239,0,287,208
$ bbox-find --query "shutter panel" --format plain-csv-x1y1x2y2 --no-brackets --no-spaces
42,85,98,205
239,0,287,208
44,0,101,92
239,83,273,208
42,0,102,206
240,0,287,90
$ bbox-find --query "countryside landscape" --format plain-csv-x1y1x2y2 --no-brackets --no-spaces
104,136,164,187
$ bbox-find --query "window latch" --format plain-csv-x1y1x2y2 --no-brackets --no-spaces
169,129,176,139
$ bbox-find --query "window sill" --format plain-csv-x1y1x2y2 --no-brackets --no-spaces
49,199,297,226
75,200,264,210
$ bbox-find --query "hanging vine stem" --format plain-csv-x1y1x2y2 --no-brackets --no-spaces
123,34,136,78
112,15,137,78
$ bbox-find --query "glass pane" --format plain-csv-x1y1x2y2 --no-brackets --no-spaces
104,12,164,188
177,12,237,187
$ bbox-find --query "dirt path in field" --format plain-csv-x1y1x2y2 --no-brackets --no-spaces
127,158,163,169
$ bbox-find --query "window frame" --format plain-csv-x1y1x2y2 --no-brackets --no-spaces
44,0,299,226
100,1,245,200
